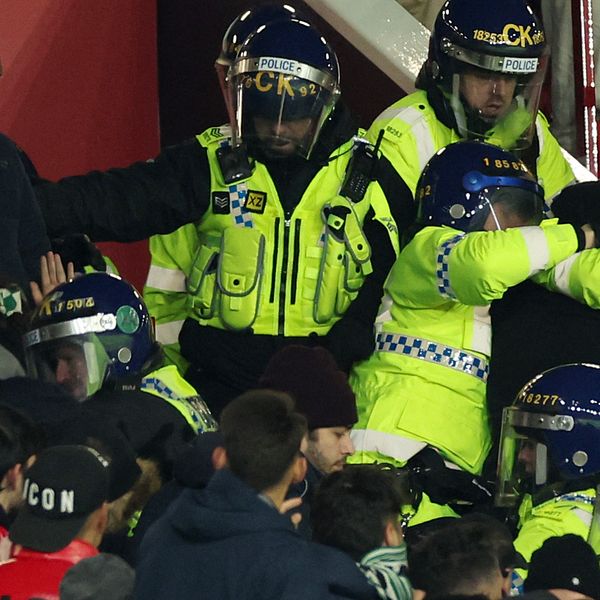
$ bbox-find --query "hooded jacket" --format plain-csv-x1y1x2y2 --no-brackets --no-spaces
135,468,376,600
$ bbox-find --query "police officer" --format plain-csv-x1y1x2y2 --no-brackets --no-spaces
23,271,216,437
496,363,600,592
348,140,598,525
33,18,410,417
367,0,575,211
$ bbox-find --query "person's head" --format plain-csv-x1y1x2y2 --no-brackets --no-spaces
24,272,157,401
219,389,307,494
496,363,600,508
0,404,45,514
415,140,544,235
228,18,340,159
9,445,110,552
258,345,357,474
524,535,600,600
59,553,135,600
312,465,413,561
215,4,304,124
422,0,547,150
408,520,508,600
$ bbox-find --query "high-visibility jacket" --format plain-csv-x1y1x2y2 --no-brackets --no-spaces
140,364,217,434
366,90,575,200
511,488,597,593
144,127,398,370
349,220,580,475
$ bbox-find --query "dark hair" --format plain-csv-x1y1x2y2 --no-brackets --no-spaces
312,465,412,561
0,404,45,479
408,520,503,595
219,389,307,492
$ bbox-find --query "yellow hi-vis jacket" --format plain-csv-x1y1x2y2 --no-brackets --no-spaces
349,220,580,476
366,90,575,201
143,127,398,371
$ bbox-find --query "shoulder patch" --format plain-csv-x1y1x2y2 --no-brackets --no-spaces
244,190,267,214
212,191,230,214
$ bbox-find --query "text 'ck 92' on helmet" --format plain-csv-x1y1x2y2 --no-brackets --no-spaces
23,272,155,402
415,140,544,233
228,18,341,160
215,4,305,124
496,363,600,507
428,0,547,150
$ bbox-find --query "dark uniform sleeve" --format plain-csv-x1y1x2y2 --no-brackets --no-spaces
0,134,50,287
325,154,416,371
32,138,212,242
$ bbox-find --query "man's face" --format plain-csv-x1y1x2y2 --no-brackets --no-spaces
459,67,517,124
252,116,314,157
303,426,355,474
51,342,89,401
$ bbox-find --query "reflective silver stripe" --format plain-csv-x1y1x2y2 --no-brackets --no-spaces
23,314,117,348
571,507,594,527
155,320,185,346
375,332,489,382
436,234,466,300
519,226,551,274
145,265,186,292
373,105,437,174
351,429,426,462
552,253,578,297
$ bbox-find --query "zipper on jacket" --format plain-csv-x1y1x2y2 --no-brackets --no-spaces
278,216,291,335
289,219,301,305
269,217,280,303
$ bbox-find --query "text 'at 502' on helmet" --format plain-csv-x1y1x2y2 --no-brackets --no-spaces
215,4,305,123
416,140,544,232
496,363,600,507
428,0,547,149
23,272,156,402
228,18,341,159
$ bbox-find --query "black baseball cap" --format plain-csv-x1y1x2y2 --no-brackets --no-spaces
10,445,110,552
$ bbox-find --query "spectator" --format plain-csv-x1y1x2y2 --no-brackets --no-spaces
59,553,135,600
312,465,414,600
259,345,357,536
524,535,600,600
408,519,512,600
135,390,376,599
0,445,110,598
0,404,45,560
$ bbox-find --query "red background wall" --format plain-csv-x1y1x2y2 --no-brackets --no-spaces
0,0,159,291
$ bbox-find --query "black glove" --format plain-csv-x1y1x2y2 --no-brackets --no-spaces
552,181,600,226
324,317,375,373
408,447,495,507
51,234,106,273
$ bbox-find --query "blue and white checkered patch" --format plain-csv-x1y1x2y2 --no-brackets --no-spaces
436,234,465,300
375,332,489,382
229,184,253,228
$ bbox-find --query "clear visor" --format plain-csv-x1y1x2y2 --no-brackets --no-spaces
496,406,574,507
444,46,548,150
25,334,110,402
229,57,340,158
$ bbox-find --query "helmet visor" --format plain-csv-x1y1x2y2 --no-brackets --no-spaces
496,406,574,507
25,334,110,402
229,57,340,158
445,47,548,150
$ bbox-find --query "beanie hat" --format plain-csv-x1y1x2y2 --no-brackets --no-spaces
524,534,600,599
258,345,357,429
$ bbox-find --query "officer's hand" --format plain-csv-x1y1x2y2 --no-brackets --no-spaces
325,317,375,372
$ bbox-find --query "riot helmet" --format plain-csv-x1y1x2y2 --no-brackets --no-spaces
496,363,600,507
416,140,544,232
426,0,547,149
215,4,304,124
24,272,156,401
228,18,341,159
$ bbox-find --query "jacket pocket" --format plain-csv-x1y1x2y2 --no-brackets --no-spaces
187,244,219,319
217,227,265,330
